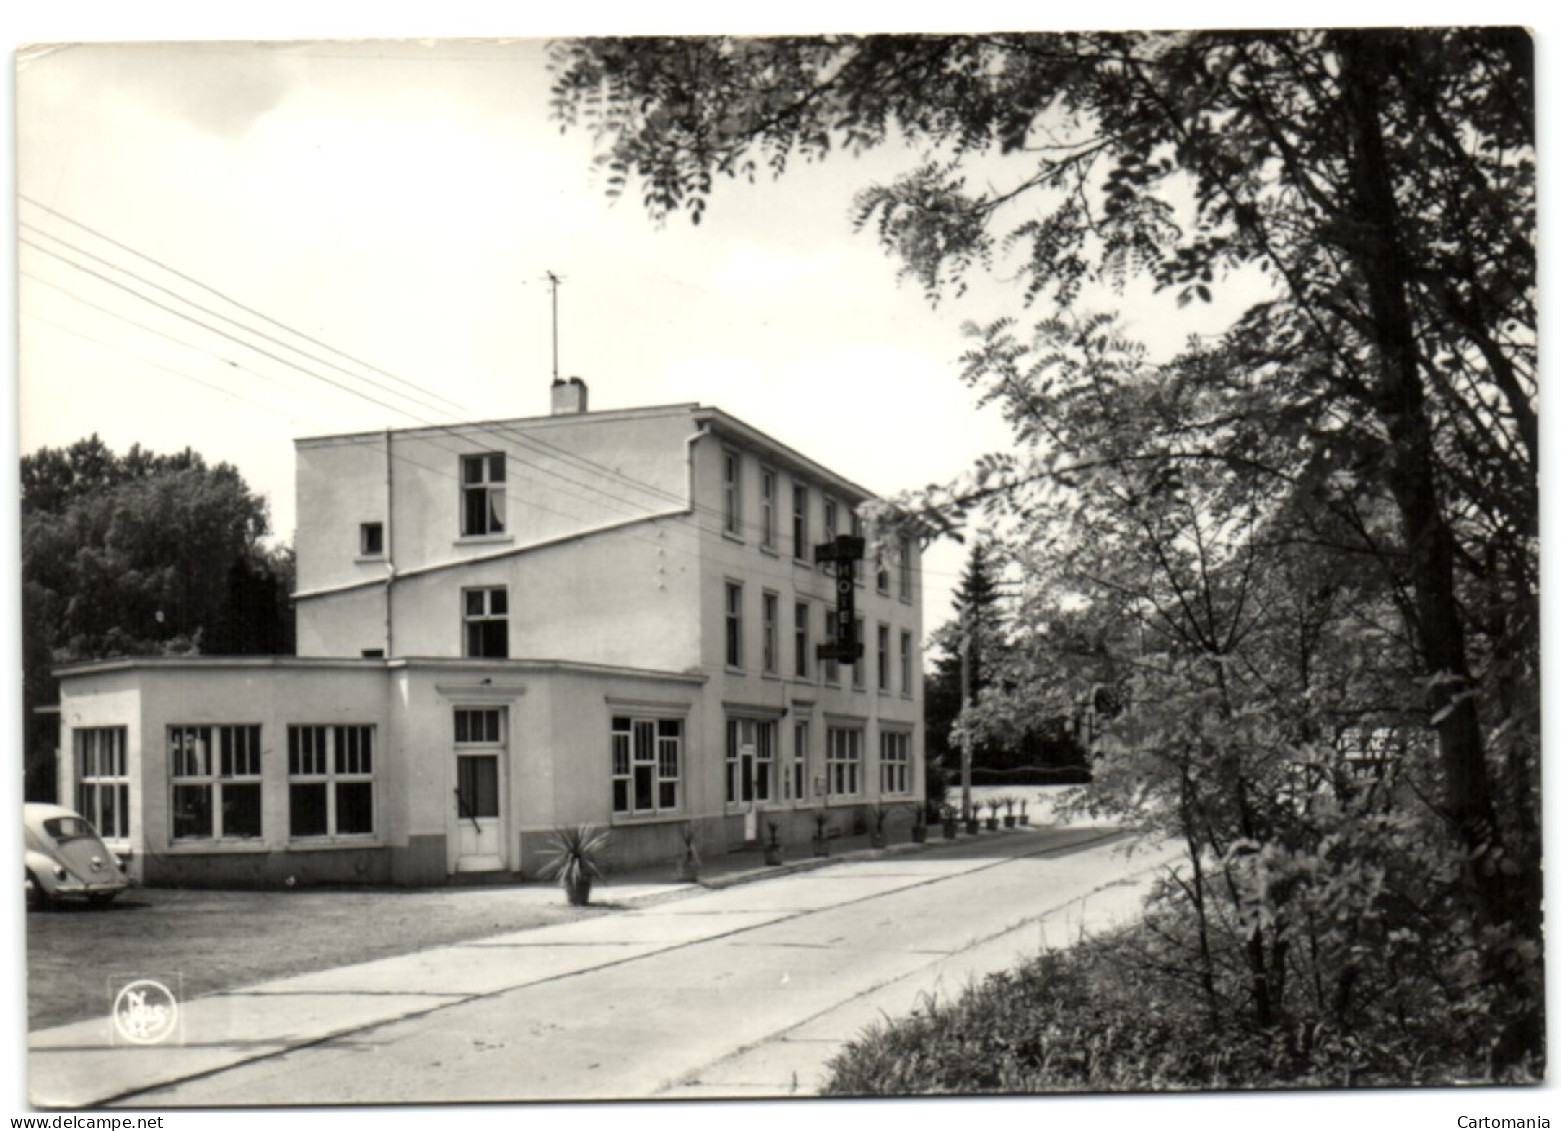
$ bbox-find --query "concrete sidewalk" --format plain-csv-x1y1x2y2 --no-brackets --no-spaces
29,823,1173,1107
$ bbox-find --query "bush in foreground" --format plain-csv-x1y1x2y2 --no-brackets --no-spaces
822,911,1539,1095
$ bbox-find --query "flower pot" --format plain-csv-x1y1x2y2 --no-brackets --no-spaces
985,817,999,831
764,844,784,866
812,837,830,857
677,861,700,883
912,825,928,844
870,832,887,849
1020,815,1030,826
966,818,980,835
1004,816,1017,828
942,820,957,840
564,875,593,907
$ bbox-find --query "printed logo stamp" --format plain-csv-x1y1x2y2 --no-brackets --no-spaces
111,977,181,1046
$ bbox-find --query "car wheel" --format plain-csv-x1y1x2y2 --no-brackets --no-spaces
25,871,49,912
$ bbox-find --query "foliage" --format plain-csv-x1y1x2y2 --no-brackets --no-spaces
553,28,1539,1071
21,435,294,799
822,896,1537,1095
538,825,612,895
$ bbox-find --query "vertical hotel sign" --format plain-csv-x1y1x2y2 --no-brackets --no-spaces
815,535,866,664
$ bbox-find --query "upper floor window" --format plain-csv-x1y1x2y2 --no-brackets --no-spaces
360,522,384,558
792,483,810,561
75,727,129,841
455,707,505,745
852,616,866,690
461,453,506,537
898,535,914,600
850,512,865,588
794,600,811,679
760,468,777,550
723,449,742,537
900,630,913,696
169,724,262,841
725,582,744,668
823,610,840,685
824,498,839,544
463,586,509,658
762,591,780,674
877,624,890,691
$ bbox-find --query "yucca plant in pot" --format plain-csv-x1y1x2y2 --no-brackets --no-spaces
763,817,784,866
812,812,831,857
965,804,980,836
911,802,929,844
941,804,958,839
1019,799,1030,826
867,803,891,849
985,800,1000,832
676,821,701,883
1003,796,1018,828
539,824,611,907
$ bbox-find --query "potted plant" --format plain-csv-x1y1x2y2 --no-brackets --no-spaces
940,804,958,839
812,813,831,857
1019,799,1030,827
539,824,611,907
763,817,785,866
1004,796,1018,828
868,803,890,849
676,821,701,882
985,799,1000,832
910,803,929,844
965,804,980,836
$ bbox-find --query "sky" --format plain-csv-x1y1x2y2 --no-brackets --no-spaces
5,3,1556,1127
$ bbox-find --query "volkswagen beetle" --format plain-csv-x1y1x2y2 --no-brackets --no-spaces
24,803,131,909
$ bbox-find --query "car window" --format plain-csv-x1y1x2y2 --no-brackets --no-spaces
43,817,96,843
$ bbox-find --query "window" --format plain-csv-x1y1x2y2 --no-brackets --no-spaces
852,617,866,689
877,624,890,691
760,468,776,550
463,586,508,658
169,725,262,841
723,449,742,537
612,717,682,816
881,730,911,795
454,709,504,821
900,630,913,696
794,600,811,679
787,721,809,802
898,535,914,600
762,591,779,673
360,522,384,557
824,498,839,545
455,708,504,745
288,725,375,838
876,546,890,594
826,727,862,796
460,453,506,537
74,727,129,840
725,718,776,805
824,610,840,684
725,582,744,668
792,483,810,560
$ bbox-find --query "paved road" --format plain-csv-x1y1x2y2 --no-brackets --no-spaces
30,826,1179,1106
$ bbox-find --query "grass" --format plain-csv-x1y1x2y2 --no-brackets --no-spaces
25,885,599,1030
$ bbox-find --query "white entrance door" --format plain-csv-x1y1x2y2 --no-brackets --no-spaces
455,753,504,872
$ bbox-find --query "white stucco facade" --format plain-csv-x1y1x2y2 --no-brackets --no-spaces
55,391,925,884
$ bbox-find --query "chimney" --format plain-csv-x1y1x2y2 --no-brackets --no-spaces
550,376,588,415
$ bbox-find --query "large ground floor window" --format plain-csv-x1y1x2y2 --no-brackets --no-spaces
288,725,375,839
880,730,911,795
826,727,862,797
75,726,129,840
169,724,262,841
612,716,682,816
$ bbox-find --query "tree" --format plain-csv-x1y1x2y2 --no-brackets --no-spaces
552,29,1539,1071
21,436,295,799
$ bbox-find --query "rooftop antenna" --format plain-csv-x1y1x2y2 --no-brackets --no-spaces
544,270,565,381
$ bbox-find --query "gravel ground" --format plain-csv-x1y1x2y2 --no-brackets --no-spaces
25,884,599,1030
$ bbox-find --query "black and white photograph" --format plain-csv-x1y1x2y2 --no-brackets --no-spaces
6,6,1550,1127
